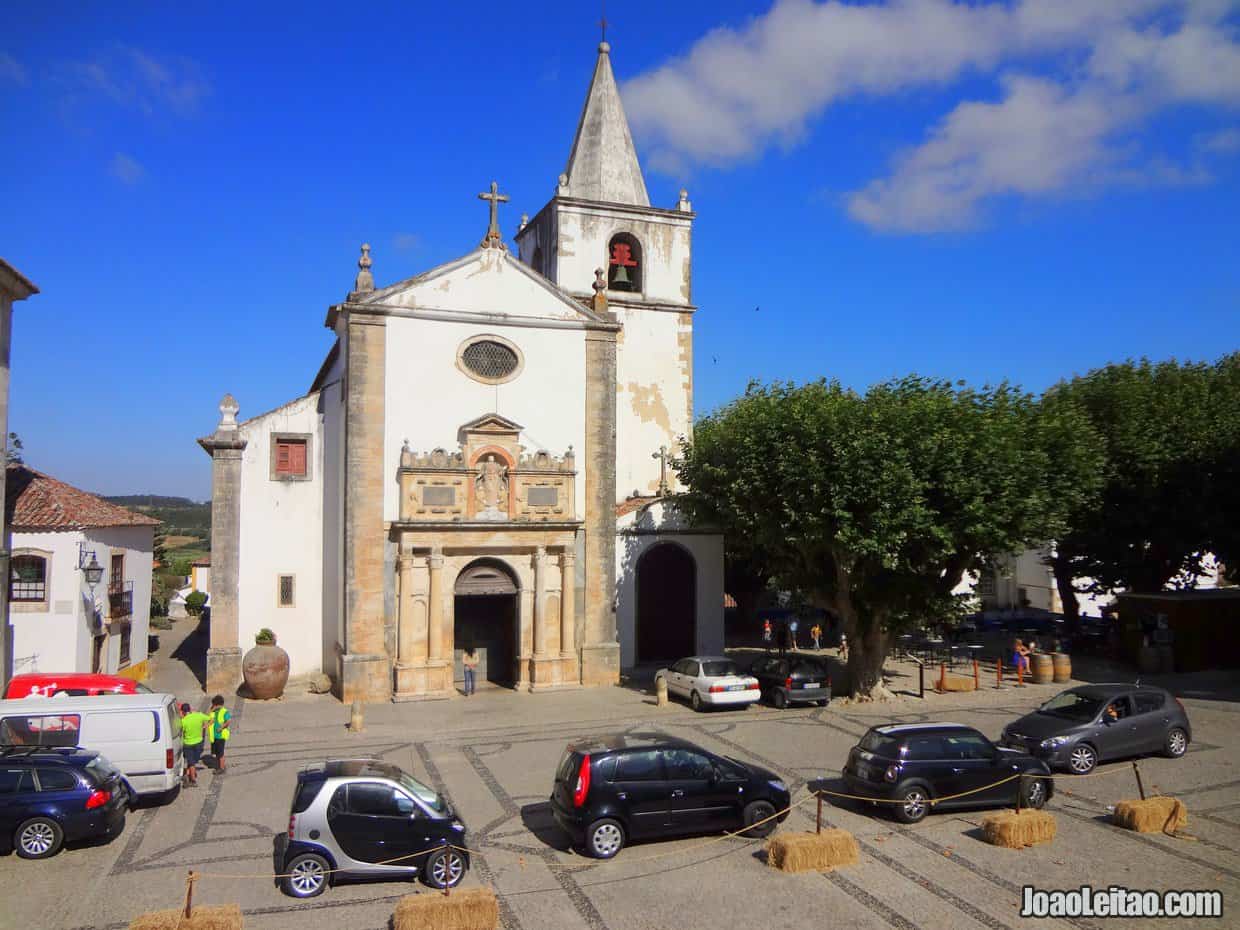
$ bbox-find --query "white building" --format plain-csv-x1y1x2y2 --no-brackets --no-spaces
200,41,723,701
5,464,158,680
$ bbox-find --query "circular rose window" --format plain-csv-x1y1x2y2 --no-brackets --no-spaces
459,338,521,383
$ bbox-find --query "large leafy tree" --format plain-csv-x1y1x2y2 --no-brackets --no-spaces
676,376,1101,699
1047,354,1240,608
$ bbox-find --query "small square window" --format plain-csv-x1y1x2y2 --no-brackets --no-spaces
275,439,307,477
278,575,295,608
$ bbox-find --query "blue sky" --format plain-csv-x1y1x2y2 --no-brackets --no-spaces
2,1,1237,501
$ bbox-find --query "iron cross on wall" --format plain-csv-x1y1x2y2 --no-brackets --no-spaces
478,180,510,245
652,445,670,497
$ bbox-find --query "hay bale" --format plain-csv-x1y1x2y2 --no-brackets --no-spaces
765,830,859,873
393,888,499,930
980,809,1056,848
129,904,243,930
939,674,977,692
1112,797,1188,834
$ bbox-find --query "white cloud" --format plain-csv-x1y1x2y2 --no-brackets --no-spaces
393,232,422,252
623,0,1240,232
57,45,210,117
0,52,28,86
109,152,145,185
1198,125,1240,152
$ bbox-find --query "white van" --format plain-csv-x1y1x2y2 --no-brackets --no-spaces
0,692,184,799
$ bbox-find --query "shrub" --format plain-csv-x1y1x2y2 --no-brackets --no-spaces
185,591,208,616
255,627,276,645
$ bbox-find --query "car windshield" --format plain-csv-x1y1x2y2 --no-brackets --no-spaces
701,660,739,677
1039,691,1105,721
393,770,448,814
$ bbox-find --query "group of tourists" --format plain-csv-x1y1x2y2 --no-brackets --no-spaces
762,616,844,658
178,695,232,787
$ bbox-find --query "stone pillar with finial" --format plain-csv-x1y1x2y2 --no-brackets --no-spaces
592,267,609,315
197,395,248,694
351,243,375,296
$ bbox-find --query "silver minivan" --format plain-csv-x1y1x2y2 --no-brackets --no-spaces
0,692,184,800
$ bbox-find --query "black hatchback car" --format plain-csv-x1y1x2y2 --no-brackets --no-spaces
1001,684,1191,774
842,723,1053,823
748,655,832,708
550,733,791,859
0,746,128,858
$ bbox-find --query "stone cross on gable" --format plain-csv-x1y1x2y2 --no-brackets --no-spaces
478,180,510,248
652,445,670,497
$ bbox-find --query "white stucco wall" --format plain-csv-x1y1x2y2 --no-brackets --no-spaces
10,525,153,677
236,391,325,676
614,501,725,668
383,313,587,524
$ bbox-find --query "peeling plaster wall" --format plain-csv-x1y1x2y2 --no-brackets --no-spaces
236,392,325,676
552,205,692,306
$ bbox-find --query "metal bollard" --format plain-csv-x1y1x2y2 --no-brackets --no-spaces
655,676,669,707
350,698,365,733
973,659,980,689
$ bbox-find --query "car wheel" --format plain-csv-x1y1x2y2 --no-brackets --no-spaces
586,818,625,859
772,690,788,710
816,699,829,707
1020,776,1048,809
1164,727,1189,759
893,786,930,824
741,800,778,838
690,691,703,712
282,852,330,898
1068,743,1097,775
15,817,63,859
423,847,467,889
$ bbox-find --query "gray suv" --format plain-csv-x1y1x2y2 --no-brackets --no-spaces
1001,684,1191,774
279,759,469,898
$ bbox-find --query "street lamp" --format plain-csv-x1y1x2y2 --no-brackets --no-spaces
78,544,104,591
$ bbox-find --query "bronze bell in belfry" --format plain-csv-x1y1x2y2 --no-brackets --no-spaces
610,264,631,287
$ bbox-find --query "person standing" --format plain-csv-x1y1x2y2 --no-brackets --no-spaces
762,618,773,650
789,617,800,651
209,695,232,773
462,647,479,697
811,622,822,651
179,703,210,788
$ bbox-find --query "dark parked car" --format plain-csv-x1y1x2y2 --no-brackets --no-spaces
0,746,128,858
842,723,1052,824
549,733,791,859
279,759,469,898
1001,684,1191,774
748,655,831,708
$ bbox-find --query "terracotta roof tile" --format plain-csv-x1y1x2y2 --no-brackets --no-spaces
615,495,656,518
5,465,162,531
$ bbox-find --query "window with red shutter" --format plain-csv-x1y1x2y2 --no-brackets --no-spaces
275,439,307,477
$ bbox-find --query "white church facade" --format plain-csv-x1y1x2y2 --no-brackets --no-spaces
199,42,723,702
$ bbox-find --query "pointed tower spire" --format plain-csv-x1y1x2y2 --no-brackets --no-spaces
562,41,650,206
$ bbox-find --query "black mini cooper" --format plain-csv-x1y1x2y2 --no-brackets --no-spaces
842,723,1053,823
550,733,791,858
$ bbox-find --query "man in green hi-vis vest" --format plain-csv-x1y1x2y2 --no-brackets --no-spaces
209,694,233,773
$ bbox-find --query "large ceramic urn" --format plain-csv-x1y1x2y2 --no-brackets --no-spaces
243,632,290,699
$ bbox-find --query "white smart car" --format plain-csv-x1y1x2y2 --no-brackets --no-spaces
655,656,761,712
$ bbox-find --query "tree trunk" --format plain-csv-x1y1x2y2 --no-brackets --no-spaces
846,617,892,701
1050,554,1080,637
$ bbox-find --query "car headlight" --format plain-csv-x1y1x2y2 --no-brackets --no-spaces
768,779,787,792
1040,736,1070,750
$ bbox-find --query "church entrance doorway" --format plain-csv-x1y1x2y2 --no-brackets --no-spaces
453,559,519,689
635,543,696,663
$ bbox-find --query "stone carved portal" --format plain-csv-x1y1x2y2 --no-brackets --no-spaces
453,560,518,687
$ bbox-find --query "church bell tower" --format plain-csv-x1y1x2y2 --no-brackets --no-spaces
516,40,697,500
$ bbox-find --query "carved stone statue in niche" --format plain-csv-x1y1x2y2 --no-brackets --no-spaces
475,454,509,520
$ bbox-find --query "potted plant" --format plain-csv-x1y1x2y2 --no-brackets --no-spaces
243,627,289,699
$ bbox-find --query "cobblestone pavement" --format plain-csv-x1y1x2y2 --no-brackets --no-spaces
3,632,1238,930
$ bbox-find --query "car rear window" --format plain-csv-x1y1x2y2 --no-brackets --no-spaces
859,731,904,758
292,778,325,813
556,750,581,783
701,660,739,677
36,768,79,791
790,660,826,676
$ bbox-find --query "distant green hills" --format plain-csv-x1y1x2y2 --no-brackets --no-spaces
103,495,211,537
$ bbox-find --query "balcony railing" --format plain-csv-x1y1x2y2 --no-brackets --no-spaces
108,580,134,619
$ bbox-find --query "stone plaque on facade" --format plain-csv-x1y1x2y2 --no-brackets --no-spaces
423,486,455,507
528,487,558,507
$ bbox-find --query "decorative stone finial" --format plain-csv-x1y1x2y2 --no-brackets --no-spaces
353,243,374,293
519,212,528,231
677,188,692,212
557,172,569,195
218,394,239,430
478,180,511,250
593,267,607,294
402,438,411,453
599,40,610,54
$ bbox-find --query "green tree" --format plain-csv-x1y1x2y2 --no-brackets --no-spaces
6,432,23,465
676,376,1102,699
1047,355,1240,608
185,591,207,616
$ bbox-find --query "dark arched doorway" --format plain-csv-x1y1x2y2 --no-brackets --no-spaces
454,559,519,688
636,543,696,663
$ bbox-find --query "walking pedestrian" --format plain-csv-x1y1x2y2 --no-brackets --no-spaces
462,646,479,696
811,622,822,651
762,618,773,650
209,695,232,773
838,633,848,662
789,617,800,651
179,703,210,788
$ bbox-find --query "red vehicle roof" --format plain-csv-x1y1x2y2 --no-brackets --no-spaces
4,673,148,699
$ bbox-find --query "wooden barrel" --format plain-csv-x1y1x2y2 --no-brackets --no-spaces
1052,652,1072,683
1031,653,1054,684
